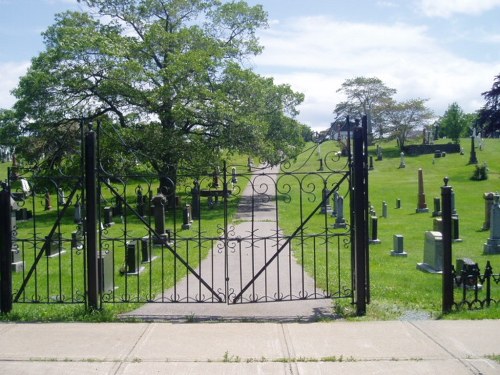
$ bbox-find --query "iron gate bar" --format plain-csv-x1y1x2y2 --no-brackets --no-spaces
13,182,82,303
100,178,223,302
0,188,13,313
231,172,350,303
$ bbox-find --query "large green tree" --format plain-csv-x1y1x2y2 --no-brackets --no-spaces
333,77,396,139
477,74,500,137
385,98,434,150
11,0,305,182
438,102,469,144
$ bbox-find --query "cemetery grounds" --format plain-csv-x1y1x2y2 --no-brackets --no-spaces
1,138,499,321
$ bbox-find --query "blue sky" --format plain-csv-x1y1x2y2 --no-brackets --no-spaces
1,0,500,131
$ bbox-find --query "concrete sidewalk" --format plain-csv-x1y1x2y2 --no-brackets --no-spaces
0,320,498,374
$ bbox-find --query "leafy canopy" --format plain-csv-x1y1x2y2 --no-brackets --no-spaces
11,0,306,174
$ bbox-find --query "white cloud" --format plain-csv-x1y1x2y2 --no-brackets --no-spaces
0,61,30,109
254,16,500,130
418,0,500,18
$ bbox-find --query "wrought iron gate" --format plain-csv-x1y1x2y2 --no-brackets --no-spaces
0,117,369,315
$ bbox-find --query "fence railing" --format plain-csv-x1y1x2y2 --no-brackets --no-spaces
452,261,500,310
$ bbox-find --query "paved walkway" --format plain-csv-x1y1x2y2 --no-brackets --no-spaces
121,166,336,322
0,320,498,374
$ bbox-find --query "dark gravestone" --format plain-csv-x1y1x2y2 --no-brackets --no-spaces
321,188,332,214
45,233,65,257
452,216,462,242
369,216,381,244
140,237,155,263
432,197,441,217
125,240,144,275
151,193,170,244
103,206,114,227
191,180,200,220
390,234,407,257
333,196,346,229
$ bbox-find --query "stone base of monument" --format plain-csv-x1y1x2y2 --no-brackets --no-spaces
417,231,443,273
391,250,407,257
153,231,172,246
415,207,429,213
11,261,25,272
416,262,442,274
390,235,407,257
484,239,500,254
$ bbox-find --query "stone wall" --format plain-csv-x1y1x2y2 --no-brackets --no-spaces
403,143,460,156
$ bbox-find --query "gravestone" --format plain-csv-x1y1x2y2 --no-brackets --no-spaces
45,233,65,257
482,192,496,230
333,196,346,229
433,217,443,233
390,234,407,257
469,134,478,164
113,196,123,217
396,198,401,209
415,168,429,213
103,206,114,227
382,201,388,218
318,158,324,171
140,237,157,263
376,145,383,161
484,195,500,254
151,193,170,244
432,197,441,217
231,167,238,184
399,152,406,168
71,229,83,250
15,207,32,221
98,251,115,293
74,200,82,224
321,188,332,214
191,180,200,220
331,189,339,217
125,240,144,275
452,216,462,242
417,231,443,273
136,188,145,217
369,216,381,244
182,204,192,229
247,157,253,172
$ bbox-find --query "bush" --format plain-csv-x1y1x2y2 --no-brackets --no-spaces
471,163,488,180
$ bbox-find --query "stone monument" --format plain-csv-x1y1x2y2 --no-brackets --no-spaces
484,195,500,254
417,231,443,273
416,168,429,213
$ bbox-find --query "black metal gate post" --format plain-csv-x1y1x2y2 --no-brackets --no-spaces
0,187,13,313
85,128,99,310
352,118,369,316
441,177,454,313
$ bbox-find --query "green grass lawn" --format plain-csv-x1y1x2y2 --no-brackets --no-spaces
361,137,500,320
1,137,499,321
